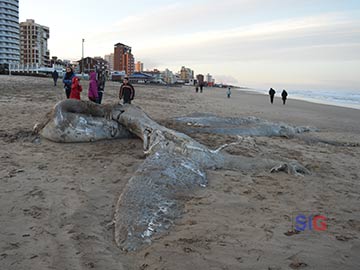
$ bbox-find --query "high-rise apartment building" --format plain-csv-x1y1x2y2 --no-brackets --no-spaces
114,43,134,75
104,53,114,71
206,73,215,86
0,0,20,64
180,66,194,82
20,19,50,66
206,73,212,83
135,61,143,72
162,68,176,84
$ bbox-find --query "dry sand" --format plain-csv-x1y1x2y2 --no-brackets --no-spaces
0,75,359,270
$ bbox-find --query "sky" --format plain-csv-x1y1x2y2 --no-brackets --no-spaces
19,0,360,90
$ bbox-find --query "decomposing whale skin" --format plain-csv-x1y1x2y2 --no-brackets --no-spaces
35,99,132,142
173,114,316,137
111,104,310,251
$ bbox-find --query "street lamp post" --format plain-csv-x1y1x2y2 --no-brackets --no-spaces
82,38,85,78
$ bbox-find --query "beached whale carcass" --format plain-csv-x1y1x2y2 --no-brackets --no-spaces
33,99,132,142
35,100,310,251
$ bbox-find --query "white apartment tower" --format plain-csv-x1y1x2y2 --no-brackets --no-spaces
104,53,114,71
0,0,20,64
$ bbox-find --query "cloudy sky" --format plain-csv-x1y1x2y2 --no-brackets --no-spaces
20,0,360,90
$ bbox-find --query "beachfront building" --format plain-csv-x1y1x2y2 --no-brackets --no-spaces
20,19,50,67
104,53,114,71
206,73,215,86
77,57,96,73
180,66,194,83
129,72,153,83
0,0,20,64
144,69,162,82
94,56,108,74
114,42,134,75
162,68,176,84
135,61,143,72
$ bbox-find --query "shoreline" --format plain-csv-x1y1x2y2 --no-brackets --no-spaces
235,87,360,111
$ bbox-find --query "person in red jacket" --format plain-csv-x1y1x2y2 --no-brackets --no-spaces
119,77,135,104
70,76,82,100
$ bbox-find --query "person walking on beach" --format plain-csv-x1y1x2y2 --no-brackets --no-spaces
119,77,135,104
227,87,231,98
269,88,276,104
69,77,82,100
281,89,288,105
63,66,75,98
52,70,58,86
88,72,98,103
97,72,106,104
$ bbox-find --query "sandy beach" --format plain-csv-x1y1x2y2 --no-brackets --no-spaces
0,75,359,270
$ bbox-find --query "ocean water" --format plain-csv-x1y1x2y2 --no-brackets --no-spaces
245,88,360,110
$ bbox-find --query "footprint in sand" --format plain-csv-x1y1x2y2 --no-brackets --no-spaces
24,187,45,201
23,206,45,219
289,261,308,269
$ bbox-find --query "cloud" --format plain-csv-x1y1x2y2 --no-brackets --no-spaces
133,12,360,63
29,0,360,90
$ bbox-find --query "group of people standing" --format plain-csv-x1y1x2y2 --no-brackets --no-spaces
60,67,106,104
269,88,288,105
54,66,134,105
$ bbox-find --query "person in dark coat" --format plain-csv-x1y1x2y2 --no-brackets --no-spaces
52,70,59,86
119,77,135,104
62,67,75,99
97,71,106,104
281,89,288,105
269,88,276,104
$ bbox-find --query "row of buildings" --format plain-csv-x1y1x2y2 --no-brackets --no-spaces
0,0,215,85
103,43,215,85
1,1,50,66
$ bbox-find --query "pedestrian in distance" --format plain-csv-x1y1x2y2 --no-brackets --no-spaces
119,77,135,104
52,70,58,86
63,66,75,99
97,71,106,104
69,76,82,100
227,87,231,98
269,88,276,104
281,89,288,105
88,72,99,103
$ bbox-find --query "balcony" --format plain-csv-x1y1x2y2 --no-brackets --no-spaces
0,0,19,8
0,12,18,21
0,43,19,49
0,21,19,29
0,48,19,56
0,31,19,39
